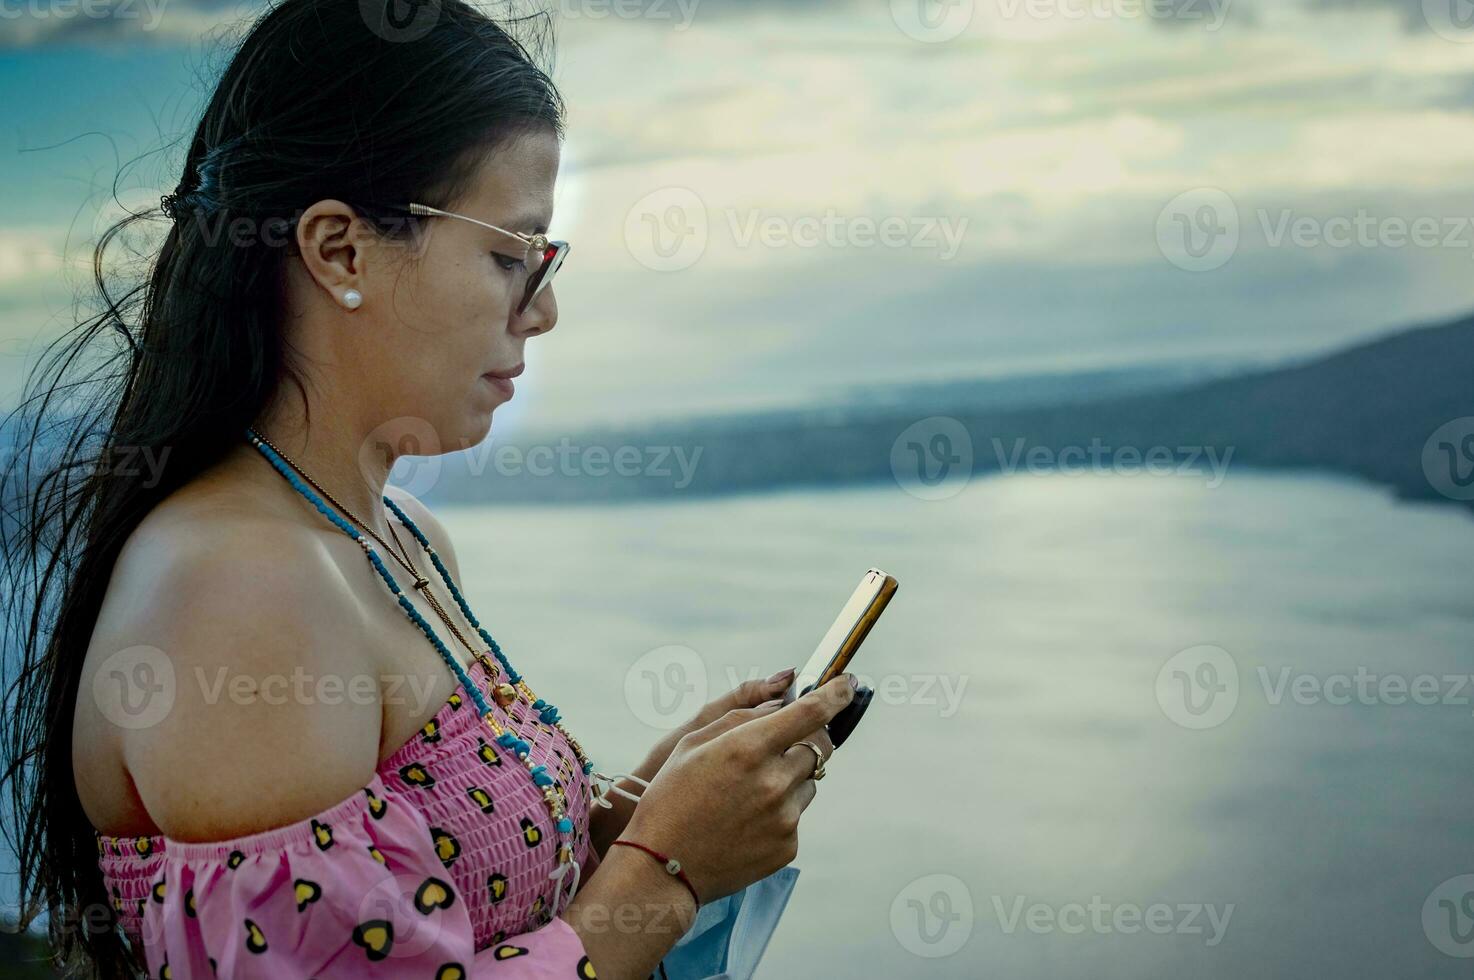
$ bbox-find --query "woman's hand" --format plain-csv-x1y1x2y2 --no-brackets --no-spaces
669,666,799,743
617,673,854,903
588,666,801,855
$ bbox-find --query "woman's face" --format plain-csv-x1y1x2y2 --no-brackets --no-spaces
291,128,562,458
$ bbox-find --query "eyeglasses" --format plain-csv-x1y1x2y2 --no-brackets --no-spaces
402,202,570,316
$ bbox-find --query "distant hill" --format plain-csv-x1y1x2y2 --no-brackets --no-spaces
0,923,54,978
419,312,1474,509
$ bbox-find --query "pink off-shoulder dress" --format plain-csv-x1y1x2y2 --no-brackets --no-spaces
97,654,603,979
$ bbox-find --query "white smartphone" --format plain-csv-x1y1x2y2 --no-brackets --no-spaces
783,568,899,705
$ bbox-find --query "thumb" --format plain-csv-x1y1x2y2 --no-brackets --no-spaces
747,674,857,754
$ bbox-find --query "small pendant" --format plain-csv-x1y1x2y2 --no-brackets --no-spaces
493,682,518,707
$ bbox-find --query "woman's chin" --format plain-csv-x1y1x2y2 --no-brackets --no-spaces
460,410,495,450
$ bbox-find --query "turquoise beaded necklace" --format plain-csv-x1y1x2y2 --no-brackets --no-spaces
244,430,592,870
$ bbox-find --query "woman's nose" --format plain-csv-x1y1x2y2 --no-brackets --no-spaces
515,287,558,336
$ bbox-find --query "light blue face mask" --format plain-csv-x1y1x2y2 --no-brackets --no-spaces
654,865,801,980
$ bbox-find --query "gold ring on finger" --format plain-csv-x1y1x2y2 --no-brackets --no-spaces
792,739,827,781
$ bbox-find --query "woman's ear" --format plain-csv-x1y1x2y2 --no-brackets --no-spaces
295,199,367,310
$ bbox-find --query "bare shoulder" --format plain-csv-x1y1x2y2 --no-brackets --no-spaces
384,485,463,578
76,486,382,842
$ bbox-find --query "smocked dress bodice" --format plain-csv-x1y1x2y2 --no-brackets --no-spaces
96,654,601,978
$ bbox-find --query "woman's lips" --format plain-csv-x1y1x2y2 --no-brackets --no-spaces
482,376,514,398
481,362,524,399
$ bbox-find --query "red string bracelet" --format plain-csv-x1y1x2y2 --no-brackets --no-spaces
609,839,701,908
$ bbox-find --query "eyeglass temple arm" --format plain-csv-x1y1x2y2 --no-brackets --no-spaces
403,202,549,255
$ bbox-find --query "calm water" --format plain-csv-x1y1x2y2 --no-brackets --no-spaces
438,471,1474,979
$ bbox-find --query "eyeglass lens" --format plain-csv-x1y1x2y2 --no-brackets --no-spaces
517,241,568,315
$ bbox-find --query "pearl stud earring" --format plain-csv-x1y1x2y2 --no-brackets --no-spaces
342,289,363,310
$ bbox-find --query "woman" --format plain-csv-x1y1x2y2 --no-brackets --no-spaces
1,2,854,976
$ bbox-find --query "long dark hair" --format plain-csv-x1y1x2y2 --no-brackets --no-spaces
0,2,564,973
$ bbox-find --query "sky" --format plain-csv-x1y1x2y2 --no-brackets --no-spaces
2,0,1473,431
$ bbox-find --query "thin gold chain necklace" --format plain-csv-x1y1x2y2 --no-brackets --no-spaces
250,432,518,704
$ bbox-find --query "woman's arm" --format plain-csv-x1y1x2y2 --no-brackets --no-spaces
587,730,677,858
560,840,699,979
99,518,384,841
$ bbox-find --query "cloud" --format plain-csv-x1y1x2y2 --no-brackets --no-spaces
0,230,63,287
1305,0,1427,27
0,0,257,49
6,0,1474,428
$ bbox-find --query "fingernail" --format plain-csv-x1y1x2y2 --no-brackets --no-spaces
758,698,783,709
847,674,860,691
767,667,796,685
